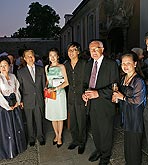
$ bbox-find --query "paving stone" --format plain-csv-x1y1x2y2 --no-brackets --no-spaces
0,144,38,165
0,119,148,165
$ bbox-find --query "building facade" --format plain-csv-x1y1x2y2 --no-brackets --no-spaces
60,0,148,56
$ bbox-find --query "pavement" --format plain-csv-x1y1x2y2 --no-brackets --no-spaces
1,115,148,165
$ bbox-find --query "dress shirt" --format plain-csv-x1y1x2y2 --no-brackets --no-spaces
27,64,35,81
93,55,104,86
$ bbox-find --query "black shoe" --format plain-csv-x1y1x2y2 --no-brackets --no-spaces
99,158,110,165
53,137,58,145
78,145,85,154
57,143,63,148
53,140,57,145
40,140,45,145
29,141,35,147
68,143,78,150
88,150,100,162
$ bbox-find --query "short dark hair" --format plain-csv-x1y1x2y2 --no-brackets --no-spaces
49,48,60,57
67,42,81,53
0,56,11,65
121,51,138,63
47,48,60,70
23,50,35,58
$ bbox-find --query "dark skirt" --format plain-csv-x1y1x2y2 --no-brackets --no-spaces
0,106,27,160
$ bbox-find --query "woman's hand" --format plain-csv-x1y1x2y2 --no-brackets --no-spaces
9,106,14,110
112,92,117,103
47,88,56,92
20,102,24,109
13,102,19,109
10,102,19,110
112,91,124,102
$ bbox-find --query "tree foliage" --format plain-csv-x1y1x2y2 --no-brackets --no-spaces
12,2,61,38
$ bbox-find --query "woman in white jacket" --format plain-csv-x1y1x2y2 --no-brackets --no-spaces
0,56,27,160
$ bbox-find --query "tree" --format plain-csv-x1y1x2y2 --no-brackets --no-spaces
12,28,28,38
12,2,61,38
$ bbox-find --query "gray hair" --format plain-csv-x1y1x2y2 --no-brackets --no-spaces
131,48,143,56
89,40,104,48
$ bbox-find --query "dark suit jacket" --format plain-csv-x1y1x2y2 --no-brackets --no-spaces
83,57,119,116
17,65,46,112
13,64,18,76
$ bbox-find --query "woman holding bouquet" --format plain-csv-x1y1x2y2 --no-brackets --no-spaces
45,48,68,148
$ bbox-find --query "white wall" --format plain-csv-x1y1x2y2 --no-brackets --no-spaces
140,0,148,48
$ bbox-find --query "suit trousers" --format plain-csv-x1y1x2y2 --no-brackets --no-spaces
124,131,142,165
24,106,44,143
90,106,114,163
68,100,86,146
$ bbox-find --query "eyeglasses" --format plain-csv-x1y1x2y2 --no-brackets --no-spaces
68,48,78,53
89,47,103,52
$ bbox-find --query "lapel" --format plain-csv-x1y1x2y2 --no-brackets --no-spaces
35,65,43,83
88,59,94,75
95,57,107,87
35,65,39,82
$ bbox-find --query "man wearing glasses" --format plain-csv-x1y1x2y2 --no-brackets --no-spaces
65,42,87,154
82,40,119,164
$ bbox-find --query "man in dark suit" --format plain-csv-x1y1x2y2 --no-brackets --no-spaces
65,42,87,154
17,50,45,146
82,40,119,164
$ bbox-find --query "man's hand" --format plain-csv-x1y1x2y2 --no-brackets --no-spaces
82,93,88,102
85,90,99,99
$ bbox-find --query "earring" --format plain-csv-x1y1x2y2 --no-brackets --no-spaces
134,65,136,67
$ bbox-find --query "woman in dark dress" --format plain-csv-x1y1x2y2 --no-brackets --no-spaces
0,56,27,159
112,53,146,165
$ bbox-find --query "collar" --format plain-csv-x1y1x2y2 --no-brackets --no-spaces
94,55,104,64
27,64,35,69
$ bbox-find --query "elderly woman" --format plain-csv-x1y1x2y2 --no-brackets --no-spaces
112,52,146,165
0,56,26,159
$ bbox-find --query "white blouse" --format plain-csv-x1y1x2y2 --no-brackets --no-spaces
0,73,21,110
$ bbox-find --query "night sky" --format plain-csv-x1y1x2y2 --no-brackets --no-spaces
0,0,82,37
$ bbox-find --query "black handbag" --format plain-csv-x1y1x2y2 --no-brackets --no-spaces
4,93,17,107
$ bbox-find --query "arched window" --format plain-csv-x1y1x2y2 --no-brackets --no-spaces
88,14,95,41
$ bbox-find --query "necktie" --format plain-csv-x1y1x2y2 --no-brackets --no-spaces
30,66,35,82
89,61,98,88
